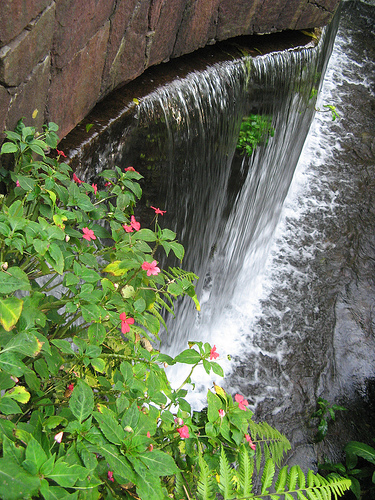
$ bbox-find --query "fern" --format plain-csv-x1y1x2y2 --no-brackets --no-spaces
218,447,236,499
252,464,351,500
249,420,291,472
238,444,254,497
197,451,216,500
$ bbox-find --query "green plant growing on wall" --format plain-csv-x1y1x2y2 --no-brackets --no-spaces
311,397,347,442
236,114,275,157
319,440,375,499
0,119,351,499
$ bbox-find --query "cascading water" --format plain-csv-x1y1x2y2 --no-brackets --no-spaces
65,0,375,466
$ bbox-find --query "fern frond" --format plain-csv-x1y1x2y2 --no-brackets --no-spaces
275,465,288,493
174,471,186,499
249,420,291,471
165,267,199,282
218,447,236,499
261,458,276,495
197,452,215,500
238,444,254,497
156,293,175,315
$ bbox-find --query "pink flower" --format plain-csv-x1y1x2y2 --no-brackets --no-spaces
151,206,166,215
108,471,114,482
92,183,97,195
245,434,256,450
125,166,139,173
16,180,20,187
122,215,140,233
54,431,63,443
56,149,67,158
218,409,225,418
147,431,151,438
104,181,111,187
130,215,140,231
73,173,82,184
82,227,96,241
177,425,189,439
141,260,160,276
209,345,219,360
119,312,134,334
235,394,249,411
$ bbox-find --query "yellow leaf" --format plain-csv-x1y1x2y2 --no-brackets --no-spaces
213,383,227,399
102,261,127,276
132,98,139,105
6,386,30,404
0,297,23,331
53,214,67,229
32,109,38,119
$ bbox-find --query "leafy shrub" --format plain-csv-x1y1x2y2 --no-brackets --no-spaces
236,114,275,157
0,119,351,499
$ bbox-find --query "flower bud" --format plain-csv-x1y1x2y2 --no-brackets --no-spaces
114,283,119,290
65,235,70,242
1,262,8,270
124,426,133,433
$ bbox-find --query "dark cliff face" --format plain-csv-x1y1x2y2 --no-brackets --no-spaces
0,0,340,140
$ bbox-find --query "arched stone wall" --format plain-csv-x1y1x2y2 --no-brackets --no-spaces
0,0,340,140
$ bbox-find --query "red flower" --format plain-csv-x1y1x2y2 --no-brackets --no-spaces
68,383,74,391
177,425,189,439
151,206,166,215
92,183,97,195
122,215,140,233
218,409,225,418
209,345,219,360
245,434,256,450
104,181,111,187
56,149,67,158
82,227,96,241
235,394,249,411
125,166,139,174
73,173,82,184
119,312,134,334
108,471,114,482
141,260,160,276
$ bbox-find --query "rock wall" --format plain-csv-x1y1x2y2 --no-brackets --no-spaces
0,0,340,140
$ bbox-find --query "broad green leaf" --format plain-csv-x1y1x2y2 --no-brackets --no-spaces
0,297,23,331
137,450,178,476
345,441,375,465
87,441,136,483
24,435,48,474
135,468,165,500
2,332,42,357
207,390,222,422
8,200,23,218
90,357,106,373
47,242,64,274
69,380,94,423
1,142,18,154
160,228,176,241
33,239,49,256
0,397,22,415
131,228,157,242
0,267,31,295
18,176,36,191
169,241,185,260
46,460,88,488
94,406,126,445
2,435,25,465
0,352,27,377
88,323,106,345
0,458,40,500
174,348,201,365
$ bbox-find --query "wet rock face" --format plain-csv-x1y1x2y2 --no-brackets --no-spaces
0,0,340,140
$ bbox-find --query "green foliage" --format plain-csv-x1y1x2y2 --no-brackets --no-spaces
311,397,347,442
0,119,351,499
320,440,375,499
236,114,275,157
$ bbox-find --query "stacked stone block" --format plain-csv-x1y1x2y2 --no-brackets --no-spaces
0,0,340,141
